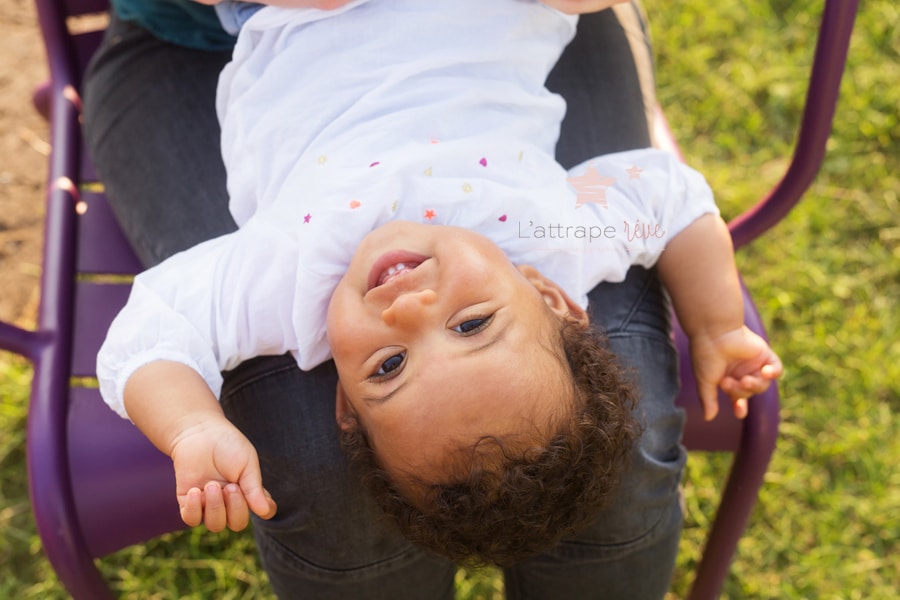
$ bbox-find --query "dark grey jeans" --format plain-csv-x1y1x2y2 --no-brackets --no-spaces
83,4,684,598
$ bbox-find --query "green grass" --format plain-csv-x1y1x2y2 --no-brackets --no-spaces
646,0,899,597
2,0,898,597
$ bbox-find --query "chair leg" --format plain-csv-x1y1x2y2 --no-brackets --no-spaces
688,385,780,600
28,360,117,599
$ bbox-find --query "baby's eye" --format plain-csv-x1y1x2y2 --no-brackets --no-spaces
372,352,405,380
452,315,493,335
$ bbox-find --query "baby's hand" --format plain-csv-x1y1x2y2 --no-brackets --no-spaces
170,419,277,532
540,0,629,14
690,326,783,421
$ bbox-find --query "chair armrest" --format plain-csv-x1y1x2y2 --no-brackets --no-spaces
728,0,860,249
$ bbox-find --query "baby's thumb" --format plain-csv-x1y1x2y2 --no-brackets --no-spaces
239,470,277,520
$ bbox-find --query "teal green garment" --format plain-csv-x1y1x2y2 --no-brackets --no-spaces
111,0,236,51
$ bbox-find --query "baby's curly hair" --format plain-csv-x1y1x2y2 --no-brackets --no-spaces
338,320,639,567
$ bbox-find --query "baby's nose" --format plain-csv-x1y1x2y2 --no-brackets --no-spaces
381,289,438,327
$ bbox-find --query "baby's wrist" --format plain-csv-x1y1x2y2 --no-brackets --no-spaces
670,293,745,345
687,326,757,363
167,410,233,457
687,322,746,346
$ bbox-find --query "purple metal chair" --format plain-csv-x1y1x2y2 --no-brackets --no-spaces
653,2,859,597
1,2,184,599
0,0,857,598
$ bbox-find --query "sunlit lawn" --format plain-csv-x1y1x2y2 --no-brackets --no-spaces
2,0,897,597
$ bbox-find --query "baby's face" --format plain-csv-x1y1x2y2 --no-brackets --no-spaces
326,221,586,480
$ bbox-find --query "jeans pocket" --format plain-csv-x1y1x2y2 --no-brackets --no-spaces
253,524,456,600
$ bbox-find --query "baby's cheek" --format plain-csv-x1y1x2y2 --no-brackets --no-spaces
325,292,354,346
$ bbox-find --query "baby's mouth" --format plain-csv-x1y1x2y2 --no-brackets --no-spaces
377,262,420,287
367,250,429,291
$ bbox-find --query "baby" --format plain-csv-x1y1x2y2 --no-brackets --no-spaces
98,0,782,566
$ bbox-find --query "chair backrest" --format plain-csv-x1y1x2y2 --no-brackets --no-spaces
5,1,184,598
659,2,859,597
0,1,858,599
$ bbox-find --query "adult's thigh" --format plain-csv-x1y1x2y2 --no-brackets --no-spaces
505,268,686,600
548,1,656,167
220,355,457,600
82,14,237,268
509,4,686,597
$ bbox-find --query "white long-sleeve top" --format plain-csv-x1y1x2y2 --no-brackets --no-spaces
97,0,718,419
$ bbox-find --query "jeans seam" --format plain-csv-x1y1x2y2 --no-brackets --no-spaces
256,524,429,579
606,268,653,334
605,329,672,345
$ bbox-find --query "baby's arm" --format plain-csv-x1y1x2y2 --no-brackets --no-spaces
540,0,629,14
97,221,304,530
124,360,277,532
192,0,357,8
195,0,623,13
657,213,783,421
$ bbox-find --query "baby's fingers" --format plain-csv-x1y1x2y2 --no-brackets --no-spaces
236,462,277,521
697,379,720,422
718,376,750,418
721,371,778,419
243,485,278,521
761,356,784,380
732,397,748,419
202,482,227,533
179,487,203,527
224,483,250,531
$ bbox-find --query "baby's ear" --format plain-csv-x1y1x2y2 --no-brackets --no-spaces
334,382,359,431
518,264,589,328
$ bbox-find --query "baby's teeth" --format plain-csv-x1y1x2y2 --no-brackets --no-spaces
387,263,411,275
381,262,415,285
